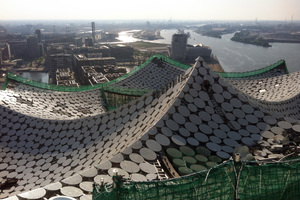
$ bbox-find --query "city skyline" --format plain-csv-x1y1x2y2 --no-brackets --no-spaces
0,0,299,21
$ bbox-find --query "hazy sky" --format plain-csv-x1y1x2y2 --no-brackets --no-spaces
0,0,299,21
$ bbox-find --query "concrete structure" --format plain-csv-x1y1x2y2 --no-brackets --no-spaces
72,46,110,57
86,53,102,58
56,68,79,87
79,64,126,85
92,22,96,45
0,55,300,199
8,41,27,58
85,38,93,47
81,66,109,85
26,36,39,58
0,43,11,65
0,43,11,61
49,54,72,82
170,33,188,61
109,44,134,62
0,49,2,66
185,44,212,61
35,29,42,43
73,54,115,69
74,37,83,47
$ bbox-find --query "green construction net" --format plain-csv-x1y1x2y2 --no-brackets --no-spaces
238,159,300,200
3,71,151,96
1,74,8,90
93,158,300,200
216,60,288,78
104,91,140,111
94,162,235,200
2,54,190,96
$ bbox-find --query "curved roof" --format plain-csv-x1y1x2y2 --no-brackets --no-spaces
1,56,300,199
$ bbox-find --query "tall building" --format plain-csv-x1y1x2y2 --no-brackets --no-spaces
35,29,42,43
0,43,11,60
38,43,44,57
92,22,96,45
170,33,188,62
27,36,39,58
8,41,27,58
0,49,2,66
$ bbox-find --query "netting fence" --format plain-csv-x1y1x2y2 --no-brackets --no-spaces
93,158,300,200
104,91,141,111
1,54,190,95
216,60,288,78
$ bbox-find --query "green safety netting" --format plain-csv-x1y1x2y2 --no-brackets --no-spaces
238,159,300,200
94,162,235,200
93,158,300,200
1,73,8,90
1,54,190,96
3,71,151,96
104,91,140,111
1,54,190,111
216,60,288,78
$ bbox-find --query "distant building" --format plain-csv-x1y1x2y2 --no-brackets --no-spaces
185,44,212,61
169,33,188,62
73,54,115,69
73,54,116,83
25,24,33,34
45,44,66,70
27,36,39,58
100,32,118,42
0,43,11,61
56,68,79,87
168,33,213,63
109,45,134,62
38,43,44,57
79,64,126,85
49,54,72,83
72,46,110,57
0,28,7,39
86,53,102,58
74,37,83,47
81,66,109,85
92,22,96,45
85,38,93,47
8,41,27,58
0,49,2,66
35,29,42,43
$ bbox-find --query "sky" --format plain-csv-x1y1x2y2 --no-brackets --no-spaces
0,0,299,21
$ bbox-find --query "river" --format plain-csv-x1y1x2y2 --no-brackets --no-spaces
20,72,49,83
20,30,300,83
117,29,300,73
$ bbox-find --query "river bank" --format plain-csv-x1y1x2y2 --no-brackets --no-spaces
149,29,300,73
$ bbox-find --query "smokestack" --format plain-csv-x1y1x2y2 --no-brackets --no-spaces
92,22,95,45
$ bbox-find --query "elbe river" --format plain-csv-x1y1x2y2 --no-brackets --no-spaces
118,29,300,73
22,28,300,83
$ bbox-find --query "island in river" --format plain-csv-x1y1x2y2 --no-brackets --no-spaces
231,30,272,47
194,22,300,47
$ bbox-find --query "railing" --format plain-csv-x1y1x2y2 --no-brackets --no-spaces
216,60,288,78
1,54,191,94
93,157,300,200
